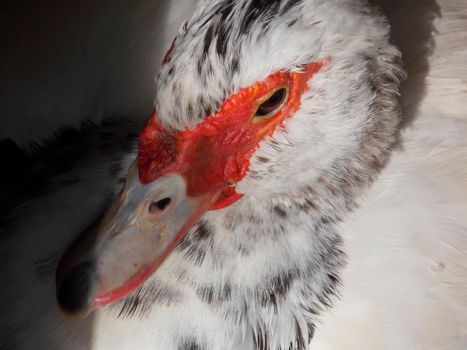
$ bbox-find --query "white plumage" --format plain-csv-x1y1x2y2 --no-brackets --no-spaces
311,1,467,348
1,1,466,350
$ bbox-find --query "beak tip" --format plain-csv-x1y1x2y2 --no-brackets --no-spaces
56,261,96,316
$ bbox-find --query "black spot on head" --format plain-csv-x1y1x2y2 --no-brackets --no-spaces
199,0,302,62
187,102,195,120
197,59,204,76
198,96,213,118
280,0,301,15
117,289,143,318
178,336,205,350
296,197,317,213
199,1,236,59
192,220,213,241
256,268,300,308
257,156,270,163
206,60,214,76
215,21,230,57
269,269,297,297
196,282,232,305
113,280,183,318
239,0,280,36
221,282,232,302
196,284,214,304
234,241,253,257
231,54,240,74
273,205,287,219
177,220,215,266
181,243,207,266
202,22,216,57
318,215,334,226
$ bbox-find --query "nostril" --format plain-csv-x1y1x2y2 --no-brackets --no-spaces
149,197,172,214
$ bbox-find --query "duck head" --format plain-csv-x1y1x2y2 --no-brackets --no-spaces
56,0,404,316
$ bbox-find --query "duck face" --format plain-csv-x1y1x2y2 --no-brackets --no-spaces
56,0,404,316
56,59,327,315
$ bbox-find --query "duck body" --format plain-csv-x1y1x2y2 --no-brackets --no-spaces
1,1,467,350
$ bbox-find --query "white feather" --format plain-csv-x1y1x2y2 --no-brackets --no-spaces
312,1,467,348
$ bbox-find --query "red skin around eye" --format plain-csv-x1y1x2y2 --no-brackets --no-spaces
139,59,328,210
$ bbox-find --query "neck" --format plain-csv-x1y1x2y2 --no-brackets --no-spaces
110,192,346,349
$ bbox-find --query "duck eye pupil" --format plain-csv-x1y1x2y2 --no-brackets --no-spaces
255,88,287,118
149,198,172,213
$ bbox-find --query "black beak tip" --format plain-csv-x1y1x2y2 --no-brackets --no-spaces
56,261,96,316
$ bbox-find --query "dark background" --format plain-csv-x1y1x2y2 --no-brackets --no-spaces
0,0,194,147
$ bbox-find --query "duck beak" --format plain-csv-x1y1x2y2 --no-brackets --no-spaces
56,162,222,316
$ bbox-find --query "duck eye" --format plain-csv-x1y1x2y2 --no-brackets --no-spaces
254,87,288,120
149,197,172,214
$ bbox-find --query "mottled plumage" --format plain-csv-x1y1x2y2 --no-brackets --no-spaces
1,0,466,349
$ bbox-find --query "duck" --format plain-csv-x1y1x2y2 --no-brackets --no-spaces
1,0,466,349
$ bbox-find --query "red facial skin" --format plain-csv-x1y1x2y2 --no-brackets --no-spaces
139,60,328,209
